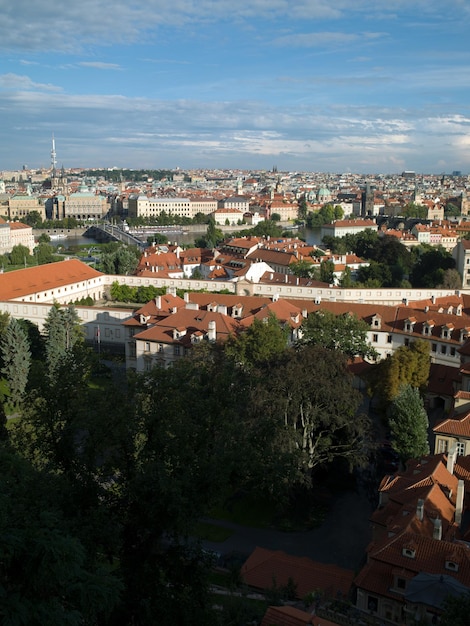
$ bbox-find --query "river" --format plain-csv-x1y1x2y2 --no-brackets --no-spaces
48,226,323,249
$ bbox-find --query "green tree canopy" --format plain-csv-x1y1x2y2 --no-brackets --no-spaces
255,344,372,477
299,309,377,360
409,245,456,288
367,339,431,409
225,313,289,368
1,317,31,409
388,384,430,463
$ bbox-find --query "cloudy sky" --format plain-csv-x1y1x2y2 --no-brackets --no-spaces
2,0,470,174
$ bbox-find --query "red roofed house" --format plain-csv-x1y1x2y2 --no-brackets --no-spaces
355,452,470,624
0,217,35,254
241,547,355,602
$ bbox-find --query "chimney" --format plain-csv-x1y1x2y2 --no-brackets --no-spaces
431,295,436,305
155,295,161,309
207,320,216,341
184,292,190,303
455,479,465,527
433,518,442,540
302,309,308,318
416,499,424,521
447,444,458,475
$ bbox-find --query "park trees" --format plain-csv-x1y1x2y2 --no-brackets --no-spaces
388,384,430,463
299,309,377,360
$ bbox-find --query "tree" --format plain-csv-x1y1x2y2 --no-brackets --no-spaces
290,260,319,280
271,212,281,222
43,304,83,379
297,196,308,221
225,313,289,368
440,592,470,626
388,385,429,463
255,344,372,478
24,210,43,228
299,309,378,360
0,444,121,625
320,259,335,284
10,244,32,266
409,246,456,288
367,340,430,409
34,242,54,264
439,268,462,289
1,317,31,409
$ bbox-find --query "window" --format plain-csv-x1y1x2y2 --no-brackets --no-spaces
387,335,392,344
456,442,466,456
397,578,406,590
367,597,378,613
451,347,456,356
441,345,447,355
174,345,180,356
372,334,378,343
145,342,151,352
404,338,410,347
437,439,448,453
432,343,437,352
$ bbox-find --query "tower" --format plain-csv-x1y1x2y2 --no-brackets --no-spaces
51,134,58,189
361,182,374,217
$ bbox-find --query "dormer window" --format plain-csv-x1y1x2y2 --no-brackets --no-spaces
441,324,454,340
422,320,435,336
445,560,459,572
371,314,382,330
404,318,416,333
402,547,416,559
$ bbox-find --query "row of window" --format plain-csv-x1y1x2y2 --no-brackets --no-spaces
371,333,458,357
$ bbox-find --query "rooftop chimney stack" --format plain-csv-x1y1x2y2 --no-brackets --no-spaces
433,518,442,540
456,479,465,527
416,499,424,522
447,444,458,475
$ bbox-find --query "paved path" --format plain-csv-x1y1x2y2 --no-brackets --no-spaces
202,488,374,572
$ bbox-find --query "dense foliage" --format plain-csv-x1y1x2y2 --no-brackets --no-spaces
388,384,430,463
0,305,372,625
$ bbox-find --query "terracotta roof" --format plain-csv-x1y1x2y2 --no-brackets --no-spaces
260,606,314,626
434,412,470,438
0,259,103,300
241,547,354,600
134,308,239,345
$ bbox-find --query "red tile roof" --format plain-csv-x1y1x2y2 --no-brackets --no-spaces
434,412,470,438
241,547,354,600
0,259,103,300
261,606,314,626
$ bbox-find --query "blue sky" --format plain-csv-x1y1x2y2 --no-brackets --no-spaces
1,0,470,174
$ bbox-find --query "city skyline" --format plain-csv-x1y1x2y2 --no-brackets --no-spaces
2,1,470,174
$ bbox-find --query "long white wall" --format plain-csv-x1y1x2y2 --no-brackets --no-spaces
0,300,134,349
104,273,466,306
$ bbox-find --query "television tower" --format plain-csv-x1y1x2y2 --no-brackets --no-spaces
51,134,57,179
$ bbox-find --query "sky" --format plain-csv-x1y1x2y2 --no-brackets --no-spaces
1,0,470,174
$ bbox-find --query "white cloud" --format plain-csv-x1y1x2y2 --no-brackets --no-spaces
1,0,467,53
0,73,62,92
78,62,122,70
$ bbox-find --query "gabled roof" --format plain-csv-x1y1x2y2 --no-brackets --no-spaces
0,259,103,300
241,547,354,600
434,412,470,438
133,308,239,345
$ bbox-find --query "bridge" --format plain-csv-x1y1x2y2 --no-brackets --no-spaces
85,224,147,249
